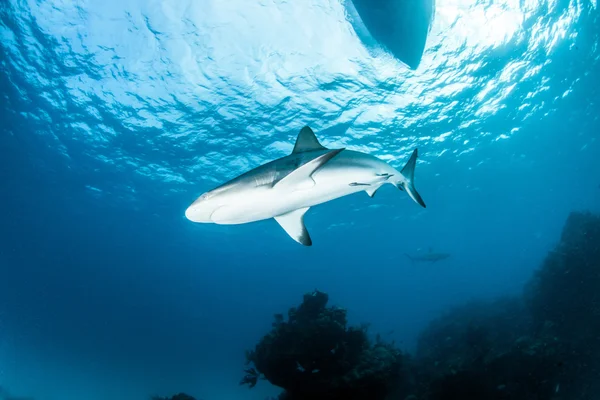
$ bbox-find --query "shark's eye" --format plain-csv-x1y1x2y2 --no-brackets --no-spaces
200,192,209,200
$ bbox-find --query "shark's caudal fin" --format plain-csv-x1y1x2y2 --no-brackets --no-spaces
292,126,328,154
398,149,426,208
404,253,415,264
274,207,312,246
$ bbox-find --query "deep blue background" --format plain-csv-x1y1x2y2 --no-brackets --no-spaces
1,0,599,399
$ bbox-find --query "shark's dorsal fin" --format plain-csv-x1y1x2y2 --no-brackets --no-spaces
292,126,327,154
274,148,344,191
274,207,312,246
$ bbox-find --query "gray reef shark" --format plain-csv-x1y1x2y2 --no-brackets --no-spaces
185,126,426,246
405,249,450,263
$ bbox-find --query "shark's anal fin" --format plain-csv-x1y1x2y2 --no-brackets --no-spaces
274,208,312,246
274,148,344,191
292,126,327,154
348,182,380,198
351,174,394,198
366,187,379,198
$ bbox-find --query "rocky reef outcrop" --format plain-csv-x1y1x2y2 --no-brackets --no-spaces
241,290,408,400
414,211,600,399
241,211,600,400
151,393,196,400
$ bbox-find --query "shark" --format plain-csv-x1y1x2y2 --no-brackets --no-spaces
405,249,450,263
185,126,426,246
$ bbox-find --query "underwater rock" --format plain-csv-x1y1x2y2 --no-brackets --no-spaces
414,297,569,400
523,210,600,397
425,347,565,400
239,211,600,399
151,393,196,400
526,211,600,344
416,297,530,375
242,290,406,400
415,211,600,399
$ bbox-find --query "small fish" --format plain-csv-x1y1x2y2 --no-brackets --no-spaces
405,248,450,263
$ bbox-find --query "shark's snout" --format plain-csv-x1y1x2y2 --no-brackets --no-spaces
184,204,198,221
185,193,214,223
185,204,212,223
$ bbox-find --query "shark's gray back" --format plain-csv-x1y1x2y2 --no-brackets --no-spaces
210,149,331,194
208,139,401,199
320,149,396,172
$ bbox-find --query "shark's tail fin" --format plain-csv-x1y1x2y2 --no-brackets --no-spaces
397,148,426,208
404,253,415,264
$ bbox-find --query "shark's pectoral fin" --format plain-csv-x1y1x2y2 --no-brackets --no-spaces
274,207,312,246
274,148,344,191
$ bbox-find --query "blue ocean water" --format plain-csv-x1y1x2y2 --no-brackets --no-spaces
1,0,599,399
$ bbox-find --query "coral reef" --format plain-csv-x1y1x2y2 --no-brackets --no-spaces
414,299,565,400
416,297,530,375
526,211,600,346
241,211,600,400
413,211,600,399
151,393,196,400
524,210,600,398
241,290,407,400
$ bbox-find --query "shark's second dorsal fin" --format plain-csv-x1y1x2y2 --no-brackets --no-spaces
292,126,327,154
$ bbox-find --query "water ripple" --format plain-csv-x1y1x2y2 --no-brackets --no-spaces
0,0,597,200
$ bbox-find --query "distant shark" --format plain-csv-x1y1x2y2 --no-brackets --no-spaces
185,126,426,246
405,249,450,263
